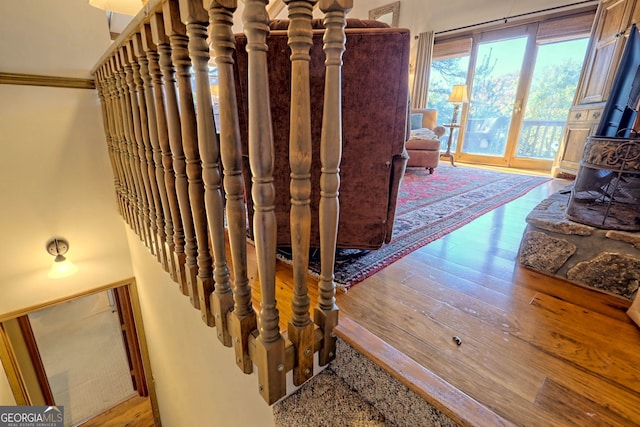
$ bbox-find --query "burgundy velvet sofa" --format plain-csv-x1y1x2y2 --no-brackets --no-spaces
234,19,410,250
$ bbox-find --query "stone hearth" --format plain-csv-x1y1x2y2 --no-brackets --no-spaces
518,188,640,300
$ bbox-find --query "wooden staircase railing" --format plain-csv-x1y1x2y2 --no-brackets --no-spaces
91,0,352,404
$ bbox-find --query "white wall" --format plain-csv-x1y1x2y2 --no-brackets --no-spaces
0,85,134,314
0,0,112,78
127,229,274,426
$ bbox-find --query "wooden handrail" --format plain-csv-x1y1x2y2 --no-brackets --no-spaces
91,0,348,404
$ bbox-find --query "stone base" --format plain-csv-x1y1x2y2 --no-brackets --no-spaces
518,189,640,300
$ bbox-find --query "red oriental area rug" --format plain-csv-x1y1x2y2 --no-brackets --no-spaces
277,164,551,290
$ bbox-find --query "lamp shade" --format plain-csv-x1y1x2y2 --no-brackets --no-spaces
49,258,79,279
447,84,469,104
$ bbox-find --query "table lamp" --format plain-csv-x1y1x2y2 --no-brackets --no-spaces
442,84,469,167
447,84,469,125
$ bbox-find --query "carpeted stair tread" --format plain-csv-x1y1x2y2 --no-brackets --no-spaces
331,338,459,427
272,369,391,427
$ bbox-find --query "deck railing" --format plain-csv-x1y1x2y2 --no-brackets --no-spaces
516,119,565,159
92,0,351,404
463,117,565,159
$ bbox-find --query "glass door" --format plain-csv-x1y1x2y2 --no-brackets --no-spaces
458,25,535,166
510,38,590,169
446,26,589,170
426,11,594,171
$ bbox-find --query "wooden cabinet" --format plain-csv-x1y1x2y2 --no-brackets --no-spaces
579,0,630,104
556,105,603,172
553,0,639,176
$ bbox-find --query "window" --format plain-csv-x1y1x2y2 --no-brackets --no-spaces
424,8,595,169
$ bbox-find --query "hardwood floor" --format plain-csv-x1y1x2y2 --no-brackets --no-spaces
80,395,154,427
333,173,640,426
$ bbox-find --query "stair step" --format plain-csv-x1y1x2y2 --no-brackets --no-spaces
334,317,510,427
273,369,389,426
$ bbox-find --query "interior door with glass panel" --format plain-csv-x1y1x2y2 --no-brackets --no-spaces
458,25,536,166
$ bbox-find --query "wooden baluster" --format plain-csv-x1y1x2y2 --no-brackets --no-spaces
284,0,316,386
315,0,351,366
105,60,136,232
103,65,131,225
105,57,135,235
167,0,213,313
129,35,162,259
243,0,286,404
119,46,151,247
102,65,129,224
180,0,232,333
117,51,150,245
154,8,192,296
95,68,124,221
141,24,173,274
163,0,199,299
207,0,257,371
150,13,184,285
120,46,152,248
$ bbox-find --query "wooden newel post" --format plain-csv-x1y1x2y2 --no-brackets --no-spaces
285,0,317,387
207,0,258,370
315,0,351,367
243,0,286,404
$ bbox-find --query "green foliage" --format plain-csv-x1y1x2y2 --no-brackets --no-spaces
427,57,468,121
525,57,583,120
426,41,584,126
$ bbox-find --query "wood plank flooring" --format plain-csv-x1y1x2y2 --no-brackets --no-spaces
333,171,640,426
80,395,154,427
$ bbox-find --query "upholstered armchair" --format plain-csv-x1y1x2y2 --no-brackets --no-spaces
406,109,446,173
234,19,411,250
